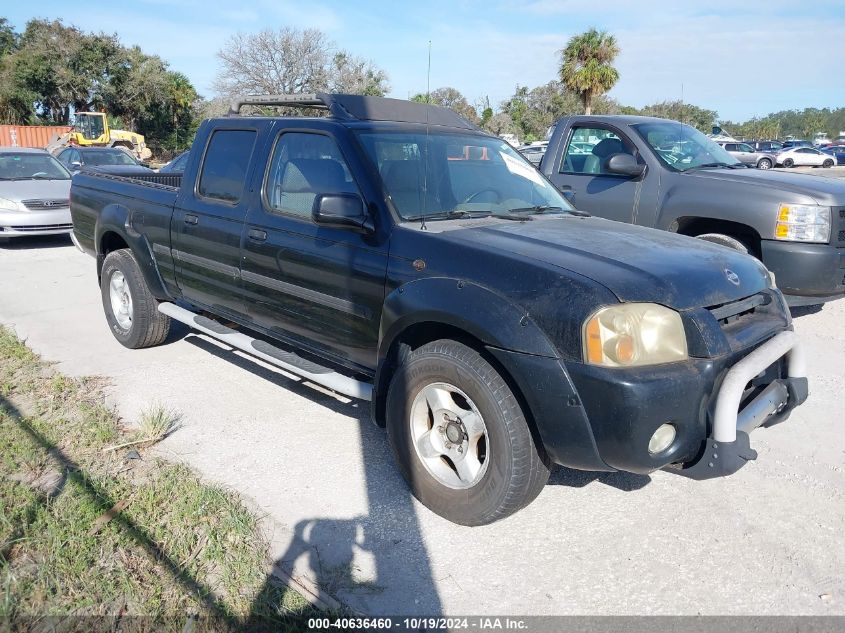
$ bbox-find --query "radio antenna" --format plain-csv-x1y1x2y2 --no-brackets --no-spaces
420,40,432,231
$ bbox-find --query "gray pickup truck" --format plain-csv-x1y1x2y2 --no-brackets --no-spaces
541,115,845,306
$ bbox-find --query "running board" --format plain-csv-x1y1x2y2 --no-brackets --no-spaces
158,302,372,401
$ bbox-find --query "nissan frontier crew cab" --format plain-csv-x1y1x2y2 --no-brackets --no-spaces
70,94,808,526
541,115,845,307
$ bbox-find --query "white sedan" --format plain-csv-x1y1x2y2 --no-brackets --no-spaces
776,146,836,168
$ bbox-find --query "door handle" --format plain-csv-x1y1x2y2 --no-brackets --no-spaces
248,228,267,242
184,214,199,225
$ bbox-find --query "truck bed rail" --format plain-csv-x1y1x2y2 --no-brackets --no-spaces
77,168,182,191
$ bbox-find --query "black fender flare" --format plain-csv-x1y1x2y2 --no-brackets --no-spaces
370,277,560,427
378,277,559,361
95,203,171,300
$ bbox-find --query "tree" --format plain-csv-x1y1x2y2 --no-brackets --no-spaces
559,28,620,115
640,100,717,132
214,27,388,99
0,17,16,57
411,86,478,123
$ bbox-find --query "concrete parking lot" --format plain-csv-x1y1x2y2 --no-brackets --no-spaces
1,234,843,616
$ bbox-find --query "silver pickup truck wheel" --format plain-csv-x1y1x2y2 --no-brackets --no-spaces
386,339,550,526
101,249,171,349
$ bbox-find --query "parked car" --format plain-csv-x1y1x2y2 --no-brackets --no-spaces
716,141,775,169
70,94,808,525
821,145,845,165
781,140,812,149
517,144,545,165
541,115,845,306
0,148,72,239
56,146,154,175
747,140,784,154
159,150,190,174
776,146,836,168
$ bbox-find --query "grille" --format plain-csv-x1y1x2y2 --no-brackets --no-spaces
0,223,73,232
838,207,845,246
21,199,69,211
708,292,770,325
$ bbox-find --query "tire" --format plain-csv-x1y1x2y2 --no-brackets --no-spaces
823,159,834,168
386,339,550,526
695,233,749,254
783,158,794,168
101,249,171,349
757,158,772,170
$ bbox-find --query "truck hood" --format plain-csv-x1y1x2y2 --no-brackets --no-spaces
447,216,769,310
0,179,71,204
681,167,845,205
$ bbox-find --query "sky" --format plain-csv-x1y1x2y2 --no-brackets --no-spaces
5,0,845,121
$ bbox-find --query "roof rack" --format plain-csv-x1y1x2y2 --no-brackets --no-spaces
227,94,330,116
227,93,479,130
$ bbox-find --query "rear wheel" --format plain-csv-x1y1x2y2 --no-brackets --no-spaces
386,340,550,526
695,233,749,254
101,249,171,349
783,158,794,168
757,158,772,170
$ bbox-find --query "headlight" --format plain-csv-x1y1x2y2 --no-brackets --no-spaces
0,197,20,212
583,303,688,367
775,204,830,243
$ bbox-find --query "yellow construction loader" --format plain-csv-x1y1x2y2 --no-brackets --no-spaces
46,112,152,160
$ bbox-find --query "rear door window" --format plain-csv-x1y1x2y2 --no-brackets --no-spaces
198,130,257,204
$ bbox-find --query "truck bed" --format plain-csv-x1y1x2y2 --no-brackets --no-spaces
70,169,181,255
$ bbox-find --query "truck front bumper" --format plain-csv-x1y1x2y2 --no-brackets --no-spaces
563,330,807,477
760,240,845,305
669,330,807,480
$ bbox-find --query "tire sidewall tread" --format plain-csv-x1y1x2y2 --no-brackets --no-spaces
101,249,170,349
386,339,549,526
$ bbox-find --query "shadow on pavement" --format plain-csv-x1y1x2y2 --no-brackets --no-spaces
548,465,651,491
790,304,824,319
184,334,444,619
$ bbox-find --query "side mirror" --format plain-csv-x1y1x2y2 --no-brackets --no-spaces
312,193,373,232
70,161,82,169
605,153,645,177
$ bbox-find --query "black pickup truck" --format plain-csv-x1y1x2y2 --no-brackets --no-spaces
70,94,807,525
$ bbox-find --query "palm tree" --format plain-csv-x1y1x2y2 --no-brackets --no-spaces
559,28,620,116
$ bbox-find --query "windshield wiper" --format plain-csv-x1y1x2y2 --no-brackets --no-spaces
508,205,590,217
684,162,734,171
404,209,487,221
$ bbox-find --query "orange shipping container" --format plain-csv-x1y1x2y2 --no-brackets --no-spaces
0,124,72,149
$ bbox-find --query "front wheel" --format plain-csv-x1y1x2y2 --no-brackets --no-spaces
101,249,171,349
783,158,794,168
823,159,834,168
757,158,772,170
695,233,749,254
386,340,550,526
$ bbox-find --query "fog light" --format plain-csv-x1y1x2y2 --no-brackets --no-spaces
648,423,676,455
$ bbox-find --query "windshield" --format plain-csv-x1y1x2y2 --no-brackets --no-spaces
74,113,105,141
355,131,575,220
632,122,742,172
81,149,138,167
0,152,71,181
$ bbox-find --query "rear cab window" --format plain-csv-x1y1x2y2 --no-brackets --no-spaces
197,129,257,204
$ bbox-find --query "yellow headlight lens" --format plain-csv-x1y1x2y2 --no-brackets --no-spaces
582,303,688,367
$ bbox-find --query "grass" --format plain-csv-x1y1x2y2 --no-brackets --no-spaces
0,326,313,630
